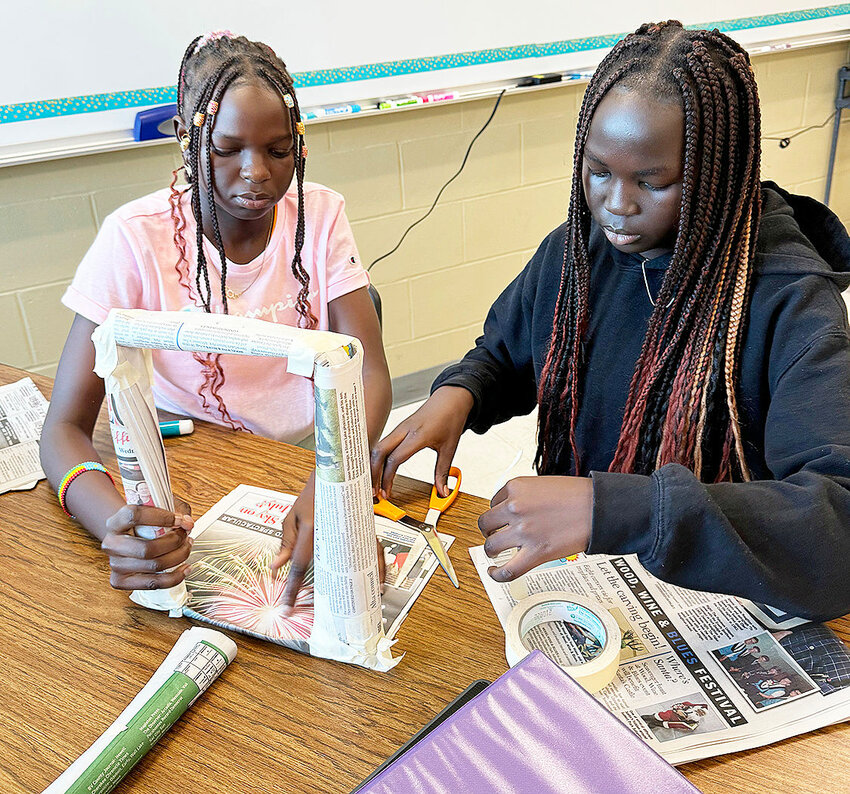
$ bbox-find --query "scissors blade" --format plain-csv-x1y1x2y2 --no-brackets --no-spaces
419,525,459,588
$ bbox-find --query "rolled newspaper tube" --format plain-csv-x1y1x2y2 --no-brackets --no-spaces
105,393,157,511
310,343,394,668
93,336,186,614
44,627,237,794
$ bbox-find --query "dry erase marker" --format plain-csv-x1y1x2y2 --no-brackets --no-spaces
312,103,362,117
378,96,424,109
421,91,459,103
517,73,563,87
159,419,194,438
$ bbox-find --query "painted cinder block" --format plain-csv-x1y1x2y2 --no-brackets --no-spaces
0,196,96,292
409,252,526,337
307,143,402,221
18,281,74,364
463,180,570,261
353,202,465,282
0,293,33,368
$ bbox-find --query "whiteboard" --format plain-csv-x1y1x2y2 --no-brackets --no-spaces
2,1,849,160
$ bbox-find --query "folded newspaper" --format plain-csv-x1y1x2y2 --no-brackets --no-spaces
471,547,850,765
183,484,454,649
91,308,396,671
0,377,49,493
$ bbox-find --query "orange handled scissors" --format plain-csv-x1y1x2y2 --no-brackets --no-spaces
373,467,461,588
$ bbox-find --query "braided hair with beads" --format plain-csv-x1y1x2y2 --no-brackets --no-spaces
168,32,315,430
535,21,761,483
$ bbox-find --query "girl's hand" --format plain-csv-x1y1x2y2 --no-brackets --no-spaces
100,502,194,590
477,476,593,582
271,471,316,615
371,386,474,499
271,471,386,615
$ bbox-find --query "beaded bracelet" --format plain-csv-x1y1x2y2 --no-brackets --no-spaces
58,461,116,518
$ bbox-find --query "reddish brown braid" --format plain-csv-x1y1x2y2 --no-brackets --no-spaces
536,21,761,483
167,33,314,430
169,160,248,431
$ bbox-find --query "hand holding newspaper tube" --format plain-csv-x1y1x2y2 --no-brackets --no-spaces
99,502,194,591
92,308,397,670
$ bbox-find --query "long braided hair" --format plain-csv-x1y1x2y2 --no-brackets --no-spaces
536,21,761,483
168,32,315,430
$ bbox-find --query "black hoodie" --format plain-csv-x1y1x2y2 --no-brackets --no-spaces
433,183,850,621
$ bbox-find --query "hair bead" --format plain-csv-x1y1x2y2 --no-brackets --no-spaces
295,121,305,136
283,93,294,108
207,100,219,116
193,111,205,126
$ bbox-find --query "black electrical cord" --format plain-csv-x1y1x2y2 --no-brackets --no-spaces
368,89,507,272
763,110,838,148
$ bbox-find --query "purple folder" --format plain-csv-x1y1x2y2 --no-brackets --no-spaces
359,651,701,793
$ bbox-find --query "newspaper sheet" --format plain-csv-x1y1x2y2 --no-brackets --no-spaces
0,377,48,493
91,308,396,670
471,547,850,765
44,627,237,794
183,484,454,646
378,520,455,639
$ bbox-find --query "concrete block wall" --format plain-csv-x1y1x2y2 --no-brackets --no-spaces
1,41,848,379
0,146,184,375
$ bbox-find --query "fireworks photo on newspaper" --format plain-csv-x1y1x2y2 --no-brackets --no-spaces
183,494,314,646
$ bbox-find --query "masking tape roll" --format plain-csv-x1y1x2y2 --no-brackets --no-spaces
504,591,621,693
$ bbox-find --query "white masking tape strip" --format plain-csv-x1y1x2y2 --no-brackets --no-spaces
505,591,621,693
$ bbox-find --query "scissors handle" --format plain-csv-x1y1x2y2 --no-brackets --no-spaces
429,467,462,512
373,496,407,523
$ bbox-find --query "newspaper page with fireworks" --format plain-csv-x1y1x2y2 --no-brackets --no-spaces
184,484,454,647
471,547,850,765
0,377,49,493
92,308,395,671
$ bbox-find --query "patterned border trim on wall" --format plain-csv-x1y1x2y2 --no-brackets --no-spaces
2,4,848,124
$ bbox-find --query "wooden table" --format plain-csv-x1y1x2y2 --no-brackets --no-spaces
3,363,849,794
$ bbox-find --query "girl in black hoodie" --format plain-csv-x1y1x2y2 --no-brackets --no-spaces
371,22,850,621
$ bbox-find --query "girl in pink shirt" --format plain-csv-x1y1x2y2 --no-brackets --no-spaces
40,32,391,612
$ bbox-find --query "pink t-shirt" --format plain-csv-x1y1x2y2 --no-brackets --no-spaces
63,182,369,442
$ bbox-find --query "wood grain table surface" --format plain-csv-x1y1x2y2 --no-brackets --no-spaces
2,363,848,794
